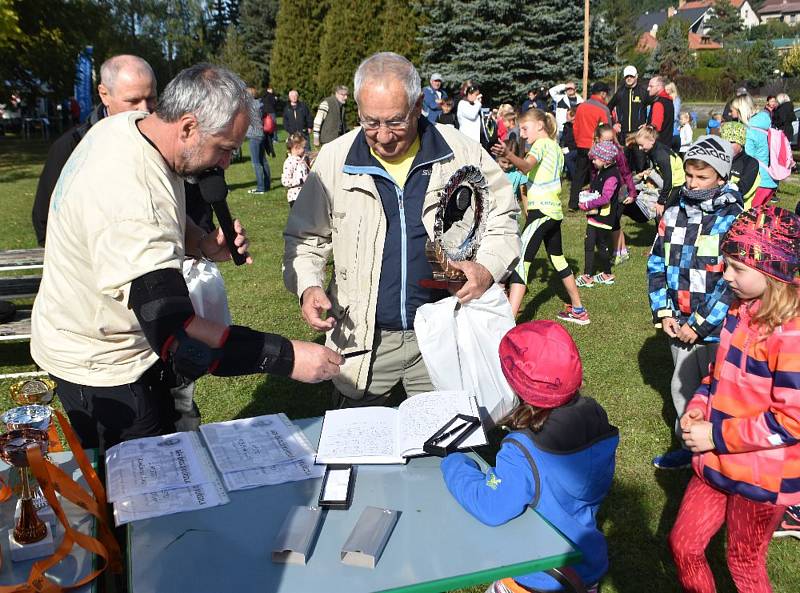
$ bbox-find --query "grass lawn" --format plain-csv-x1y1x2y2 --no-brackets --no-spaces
1,133,798,593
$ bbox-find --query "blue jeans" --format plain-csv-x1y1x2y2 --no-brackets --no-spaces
248,137,270,192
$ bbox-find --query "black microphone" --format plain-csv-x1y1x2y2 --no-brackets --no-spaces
196,167,247,266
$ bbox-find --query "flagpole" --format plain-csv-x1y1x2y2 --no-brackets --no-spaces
582,0,590,96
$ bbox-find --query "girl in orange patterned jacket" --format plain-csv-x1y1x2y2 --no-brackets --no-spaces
669,205,800,593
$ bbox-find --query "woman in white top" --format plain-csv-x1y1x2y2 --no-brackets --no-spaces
457,85,483,143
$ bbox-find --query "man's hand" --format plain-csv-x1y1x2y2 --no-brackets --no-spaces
289,340,344,383
661,317,679,338
448,260,493,304
613,123,622,134
683,420,714,453
677,323,698,344
301,286,336,331
202,219,252,264
680,408,704,432
655,203,665,218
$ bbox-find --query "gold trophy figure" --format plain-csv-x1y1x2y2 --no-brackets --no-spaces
0,429,50,549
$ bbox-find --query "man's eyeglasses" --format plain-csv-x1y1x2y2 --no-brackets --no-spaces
359,113,413,131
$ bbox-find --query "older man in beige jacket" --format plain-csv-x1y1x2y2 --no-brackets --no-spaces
284,52,520,406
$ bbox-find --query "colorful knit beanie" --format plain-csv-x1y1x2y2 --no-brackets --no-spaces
588,140,618,164
721,205,800,285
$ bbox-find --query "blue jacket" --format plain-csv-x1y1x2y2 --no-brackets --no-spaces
342,118,453,330
422,86,447,123
441,396,619,591
746,111,777,189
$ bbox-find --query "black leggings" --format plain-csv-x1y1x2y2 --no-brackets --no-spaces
509,210,572,285
584,224,611,276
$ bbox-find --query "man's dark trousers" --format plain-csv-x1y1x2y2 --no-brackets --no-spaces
568,148,590,210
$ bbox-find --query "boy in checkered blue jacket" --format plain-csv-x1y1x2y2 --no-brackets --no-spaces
646,136,743,470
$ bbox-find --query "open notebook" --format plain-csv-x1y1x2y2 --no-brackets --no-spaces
315,390,487,464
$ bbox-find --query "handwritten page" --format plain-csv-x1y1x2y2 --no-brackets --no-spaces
397,391,486,457
315,407,403,464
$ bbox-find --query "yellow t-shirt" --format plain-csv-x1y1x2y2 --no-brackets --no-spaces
30,112,186,386
370,137,420,188
526,137,564,221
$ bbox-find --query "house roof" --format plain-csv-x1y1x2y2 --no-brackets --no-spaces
636,7,708,32
759,0,800,14
680,0,746,9
688,32,723,49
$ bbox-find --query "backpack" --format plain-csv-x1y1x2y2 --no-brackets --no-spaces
262,113,276,134
752,126,795,181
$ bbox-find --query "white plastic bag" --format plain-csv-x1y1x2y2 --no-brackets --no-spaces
414,283,518,425
182,258,232,326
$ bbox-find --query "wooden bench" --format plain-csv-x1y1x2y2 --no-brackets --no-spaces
0,248,45,378
0,248,44,272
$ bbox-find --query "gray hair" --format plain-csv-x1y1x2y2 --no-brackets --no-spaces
156,63,257,135
335,85,348,94
100,55,155,92
354,52,421,109
777,93,791,104
650,75,665,89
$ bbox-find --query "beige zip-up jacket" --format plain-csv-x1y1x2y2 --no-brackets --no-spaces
284,124,520,399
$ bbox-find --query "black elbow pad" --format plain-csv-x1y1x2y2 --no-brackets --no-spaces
129,268,195,357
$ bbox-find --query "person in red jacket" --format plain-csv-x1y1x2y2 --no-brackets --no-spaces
646,76,674,147
568,82,611,210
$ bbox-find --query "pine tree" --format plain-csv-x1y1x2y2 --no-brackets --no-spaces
214,24,261,86
419,0,615,104
378,0,425,66
239,0,278,87
207,0,229,54
707,0,742,45
648,16,694,78
741,39,778,86
317,0,384,102
270,0,328,100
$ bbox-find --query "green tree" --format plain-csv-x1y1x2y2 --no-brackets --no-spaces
0,0,115,102
270,0,328,100
741,39,779,86
214,24,261,86
419,0,615,104
379,0,425,66
648,16,694,78
0,0,20,48
317,0,384,102
239,0,278,87
783,45,800,76
706,0,742,44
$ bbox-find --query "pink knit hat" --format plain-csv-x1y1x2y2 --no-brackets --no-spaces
588,140,618,164
499,321,583,408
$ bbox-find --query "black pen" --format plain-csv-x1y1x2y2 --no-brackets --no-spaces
343,349,371,359
430,421,470,445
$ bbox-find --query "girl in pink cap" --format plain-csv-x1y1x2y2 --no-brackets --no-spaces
441,320,619,593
